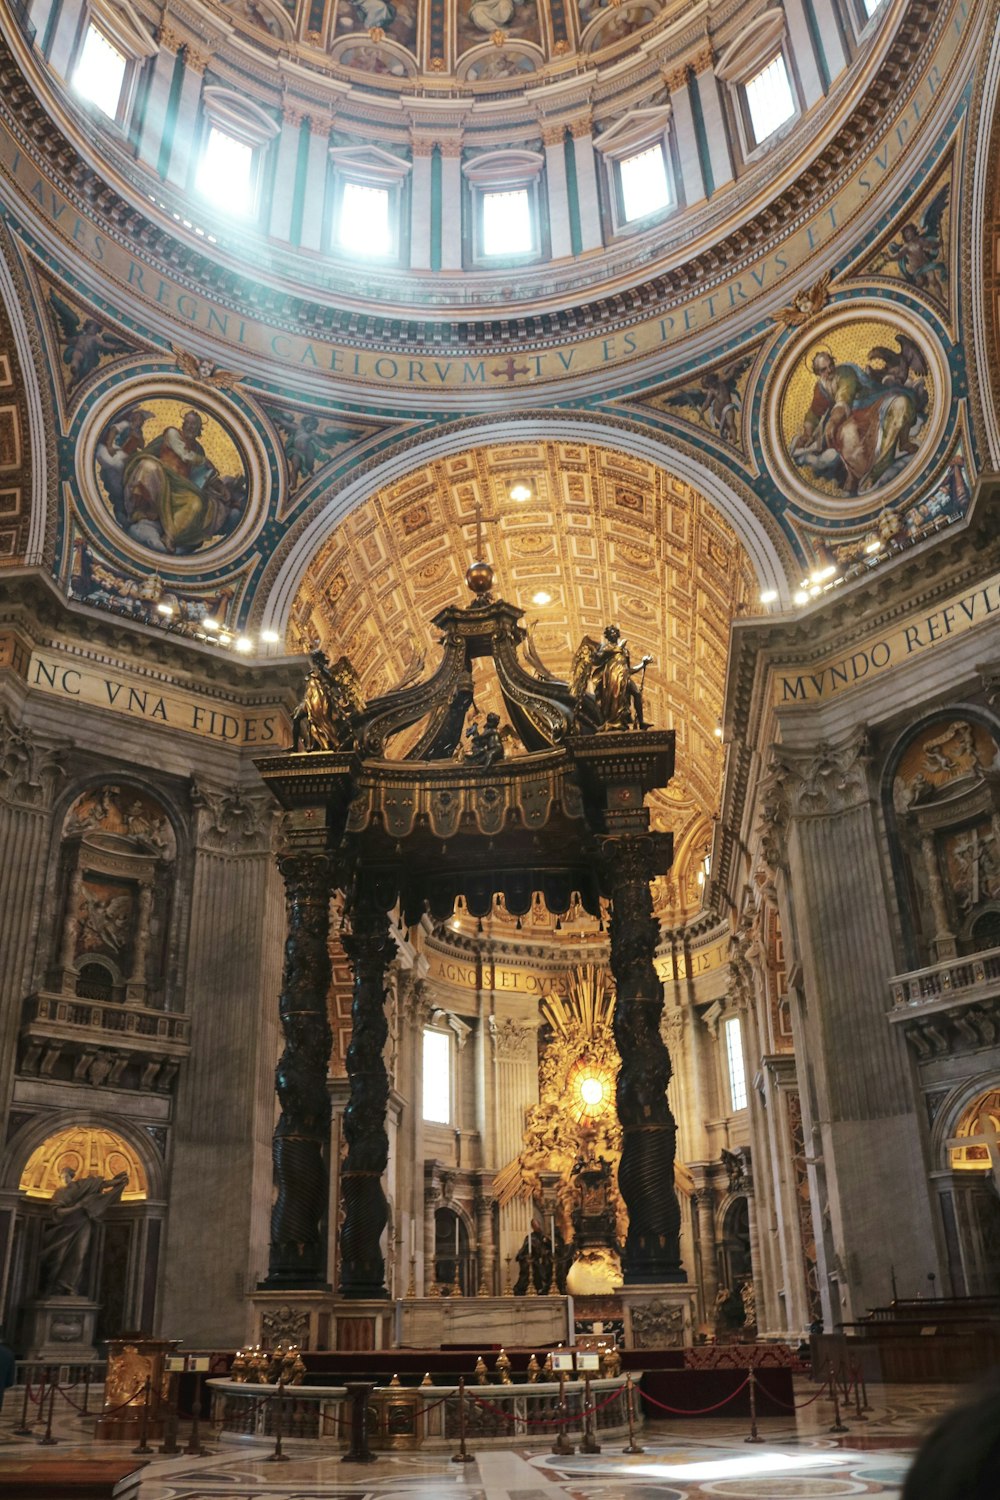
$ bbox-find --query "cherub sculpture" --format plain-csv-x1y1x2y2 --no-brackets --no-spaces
464,711,506,768
291,648,365,752
571,624,652,731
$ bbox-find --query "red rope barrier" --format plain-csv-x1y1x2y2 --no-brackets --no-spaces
57,1383,147,1418
467,1387,624,1427
640,1376,750,1416
759,1379,831,1413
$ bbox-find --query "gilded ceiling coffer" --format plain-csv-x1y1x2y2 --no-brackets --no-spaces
257,564,682,1294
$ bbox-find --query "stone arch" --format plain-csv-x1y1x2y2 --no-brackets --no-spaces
259,412,790,633
1,1110,167,1351
929,1076,1000,1298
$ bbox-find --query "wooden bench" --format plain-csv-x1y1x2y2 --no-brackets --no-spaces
0,1457,147,1498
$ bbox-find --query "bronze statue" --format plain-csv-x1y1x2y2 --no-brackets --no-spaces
571,625,652,731
464,711,506,769
41,1166,129,1296
291,649,364,752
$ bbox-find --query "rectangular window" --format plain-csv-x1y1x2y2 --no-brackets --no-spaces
862,0,883,13
338,181,392,256
725,1016,748,1112
744,53,795,144
73,25,128,120
619,144,670,223
482,189,532,256
422,1029,451,1124
196,126,255,216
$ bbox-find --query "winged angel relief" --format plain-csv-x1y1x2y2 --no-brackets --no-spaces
570,625,652,732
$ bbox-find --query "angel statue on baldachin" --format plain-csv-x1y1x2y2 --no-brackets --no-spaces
570,624,652,732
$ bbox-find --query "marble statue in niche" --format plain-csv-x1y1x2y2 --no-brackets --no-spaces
41,1167,129,1296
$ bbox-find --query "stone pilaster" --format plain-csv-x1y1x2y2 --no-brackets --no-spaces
663,64,706,207
137,35,181,175
438,141,463,270
163,784,283,1341
270,108,304,242
568,117,602,252
338,890,393,1298
541,124,572,258
776,731,937,1321
604,836,684,1283
0,708,64,1125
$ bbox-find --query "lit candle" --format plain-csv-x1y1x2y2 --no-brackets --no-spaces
528,1225,532,1254
549,1213,555,1248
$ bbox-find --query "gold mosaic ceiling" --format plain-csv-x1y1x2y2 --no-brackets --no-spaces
291,440,755,909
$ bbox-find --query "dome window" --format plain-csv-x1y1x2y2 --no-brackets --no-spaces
482,189,533,257
593,106,676,237
196,128,255,217
69,0,157,129
743,53,796,146
463,150,546,267
619,143,671,224
328,146,410,265
338,182,391,257
73,25,128,120
195,88,280,222
715,10,801,159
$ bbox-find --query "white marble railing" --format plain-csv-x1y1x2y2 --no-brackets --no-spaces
208,1376,631,1449
888,947,1000,1014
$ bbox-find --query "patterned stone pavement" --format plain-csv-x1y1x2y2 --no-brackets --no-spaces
0,1380,966,1498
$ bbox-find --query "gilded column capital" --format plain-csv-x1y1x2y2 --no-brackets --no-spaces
688,40,715,74
540,122,566,148
309,115,335,139
778,730,874,819
0,707,66,811
411,138,435,158
191,779,277,855
663,62,690,93
184,45,211,74
157,24,184,52
282,104,305,127
437,139,463,158
568,116,593,140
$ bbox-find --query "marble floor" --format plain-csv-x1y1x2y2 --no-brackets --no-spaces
0,1379,966,1498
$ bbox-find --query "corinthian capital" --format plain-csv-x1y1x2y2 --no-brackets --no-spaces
779,730,873,818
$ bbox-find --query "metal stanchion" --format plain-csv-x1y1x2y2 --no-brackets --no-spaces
185,1369,212,1457
341,1382,376,1465
851,1369,868,1422
133,1376,154,1455
158,1400,180,1455
744,1363,764,1444
82,1366,91,1418
451,1376,474,1464
859,1366,872,1411
552,1369,574,1456
580,1371,601,1454
828,1364,848,1434
14,1365,34,1436
266,1378,290,1463
38,1370,58,1446
622,1372,644,1455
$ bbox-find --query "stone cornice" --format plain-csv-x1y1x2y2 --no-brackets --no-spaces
0,569,304,701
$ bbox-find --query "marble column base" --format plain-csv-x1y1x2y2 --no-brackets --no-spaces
22,1297,101,1362
620,1286,696,1350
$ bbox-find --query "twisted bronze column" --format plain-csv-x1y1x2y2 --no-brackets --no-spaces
605,836,685,1284
338,891,393,1298
263,851,335,1288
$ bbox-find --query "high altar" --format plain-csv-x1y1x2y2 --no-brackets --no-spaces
251,560,696,1351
